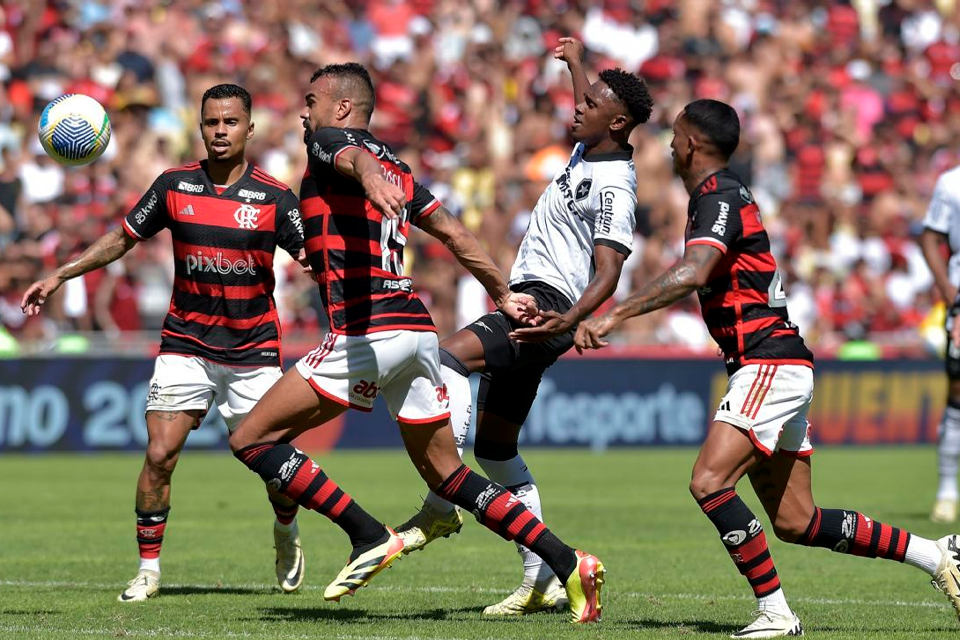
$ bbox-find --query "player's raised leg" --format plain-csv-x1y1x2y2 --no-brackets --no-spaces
932,374,960,523
392,332,602,624
690,421,802,638
748,451,960,623
229,367,403,602
394,336,482,553
119,408,199,602
219,364,305,593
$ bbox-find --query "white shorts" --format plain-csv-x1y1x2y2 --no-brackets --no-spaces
295,330,450,425
145,355,282,431
714,363,815,457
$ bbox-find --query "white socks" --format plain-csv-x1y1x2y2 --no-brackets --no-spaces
937,405,960,501
904,535,943,576
476,454,555,590
757,587,791,615
139,557,160,573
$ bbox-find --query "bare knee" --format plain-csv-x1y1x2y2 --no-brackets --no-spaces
689,466,736,501
144,442,179,478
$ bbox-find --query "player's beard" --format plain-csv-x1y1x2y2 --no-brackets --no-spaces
303,120,313,143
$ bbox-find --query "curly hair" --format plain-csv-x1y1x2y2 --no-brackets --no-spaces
599,68,653,125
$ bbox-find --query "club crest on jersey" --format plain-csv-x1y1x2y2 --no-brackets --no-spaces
234,204,260,229
574,178,592,200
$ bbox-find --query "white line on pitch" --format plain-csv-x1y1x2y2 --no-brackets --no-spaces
0,579,948,609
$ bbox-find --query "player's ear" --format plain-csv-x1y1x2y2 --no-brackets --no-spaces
609,113,629,132
337,98,353,122
247,121,255,140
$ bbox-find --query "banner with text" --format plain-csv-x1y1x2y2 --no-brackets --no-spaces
0,357,945,452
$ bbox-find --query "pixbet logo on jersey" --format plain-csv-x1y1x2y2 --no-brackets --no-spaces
185,250,258,275
234,204,260,229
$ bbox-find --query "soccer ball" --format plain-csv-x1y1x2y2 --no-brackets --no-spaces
38,94,112,166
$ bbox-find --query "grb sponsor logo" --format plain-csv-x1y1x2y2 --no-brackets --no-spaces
234,204,260,229
185,250,258,276
238,189,266,201
177,181,204,193
135,191,158,225
711,201,729,235
382,278,412,292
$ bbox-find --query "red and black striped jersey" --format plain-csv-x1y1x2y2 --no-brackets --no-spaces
122,161,304,367
301,127,441,335
685,169,813,373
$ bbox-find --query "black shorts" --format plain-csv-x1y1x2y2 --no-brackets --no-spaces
948,329,960,380
465,281,574,425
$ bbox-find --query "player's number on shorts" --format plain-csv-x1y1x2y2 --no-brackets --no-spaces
379,205,409,276
768,270,787,308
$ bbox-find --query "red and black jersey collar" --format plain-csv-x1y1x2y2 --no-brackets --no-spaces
196,159,256,198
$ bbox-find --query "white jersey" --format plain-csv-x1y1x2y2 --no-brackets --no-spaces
510,143,637,304
924,164,960,287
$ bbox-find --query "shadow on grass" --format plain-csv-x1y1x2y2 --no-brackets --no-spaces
161,585,275,596
256,606,453,622
620,618,741,634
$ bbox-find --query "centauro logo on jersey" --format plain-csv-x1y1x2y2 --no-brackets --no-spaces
177,181,204,193
185,250,258,275
597,190,615,234
712,201,730,235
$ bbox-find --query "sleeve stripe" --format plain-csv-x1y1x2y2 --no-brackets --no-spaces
121,218,144,240
417,198,441,217
331,145,364,176
594,238,631,257
686,238,727,253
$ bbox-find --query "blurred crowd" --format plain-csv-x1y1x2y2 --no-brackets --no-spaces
1,0,959,356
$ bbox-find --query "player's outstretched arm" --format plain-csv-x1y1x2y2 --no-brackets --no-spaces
20,226,137,316
418,205,537,324
920,228,956,304
555,37,590,108
574,243,723,352
333,147,405,219
510,244,626,342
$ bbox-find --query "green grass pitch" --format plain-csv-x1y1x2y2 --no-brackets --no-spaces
0,447,957,639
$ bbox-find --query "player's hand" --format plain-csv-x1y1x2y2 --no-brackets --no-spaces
498,292,540,326
554,37,585,67
20,276,63,316
363,174,406,220
297,247,319,282
509,310,574,342
574,314,618,353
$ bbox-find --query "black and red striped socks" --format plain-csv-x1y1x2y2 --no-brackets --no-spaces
135,507,168,572
800,507,909,561
698,488,782,599
235,442,385,556
270,497,299,527
436,464,577,583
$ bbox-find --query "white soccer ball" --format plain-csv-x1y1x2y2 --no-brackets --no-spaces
37,94,112,167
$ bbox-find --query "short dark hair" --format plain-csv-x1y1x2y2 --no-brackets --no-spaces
682,99,740,159
598,68,653,125
310,62,376,121
201,83,252,116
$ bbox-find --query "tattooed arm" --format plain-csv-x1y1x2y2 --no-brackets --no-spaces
21,226,138,315
574,244,723,352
